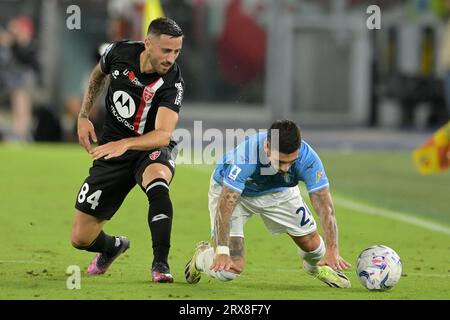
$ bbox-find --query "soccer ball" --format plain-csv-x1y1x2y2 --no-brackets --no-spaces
356,245,402,291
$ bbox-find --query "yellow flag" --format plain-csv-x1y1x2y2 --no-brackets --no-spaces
142,0,164,38
413,121,450,175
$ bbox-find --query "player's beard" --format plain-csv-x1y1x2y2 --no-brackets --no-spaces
150,55,171,75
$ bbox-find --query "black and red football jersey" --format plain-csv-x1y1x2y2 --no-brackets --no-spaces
99,40,185,142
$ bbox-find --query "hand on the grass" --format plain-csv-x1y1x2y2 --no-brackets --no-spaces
211,254,234,272
318,252,351,271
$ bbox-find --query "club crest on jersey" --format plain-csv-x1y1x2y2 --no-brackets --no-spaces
149,150,161,160
143,86,156,103
228,165,242,181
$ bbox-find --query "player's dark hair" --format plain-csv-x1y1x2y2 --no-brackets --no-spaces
147,17,183,38
267,120,301,154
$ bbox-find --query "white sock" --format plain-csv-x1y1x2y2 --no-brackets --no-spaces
298,236,326,273
195,247,214,272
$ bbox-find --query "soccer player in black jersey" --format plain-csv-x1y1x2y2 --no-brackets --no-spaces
70,17,185,283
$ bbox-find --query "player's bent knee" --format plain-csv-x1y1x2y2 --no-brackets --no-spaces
216,270,240,282
142,164,172,188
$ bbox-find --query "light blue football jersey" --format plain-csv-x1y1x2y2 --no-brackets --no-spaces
213,132,329,196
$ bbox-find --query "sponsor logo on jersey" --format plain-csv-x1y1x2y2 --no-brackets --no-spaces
109,104,135,130
174,82,184,105
124,69,144,87
228,165,242,181
149,150,161,160
112,91,136,118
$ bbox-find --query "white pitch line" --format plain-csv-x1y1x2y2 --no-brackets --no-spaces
0,260,45,264
333,197,450,236
406,273,450,278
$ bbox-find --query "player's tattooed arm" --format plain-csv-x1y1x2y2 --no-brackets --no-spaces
211,186,241,272
310,187,351,270
310,187,338,251
229,237,244,258
229,237,244,273
79,64,107,118
77,64,107,152
214,186,240,248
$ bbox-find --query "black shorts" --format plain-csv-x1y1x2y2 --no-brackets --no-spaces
74,144,177,220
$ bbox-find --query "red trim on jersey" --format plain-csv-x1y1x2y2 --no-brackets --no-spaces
133,78,160,134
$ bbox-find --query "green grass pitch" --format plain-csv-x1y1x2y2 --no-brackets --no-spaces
0,144,449,300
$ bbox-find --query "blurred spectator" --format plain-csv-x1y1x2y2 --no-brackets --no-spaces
107,0,140,41
440,0,450,119
0,16,39,142
217,0,266,85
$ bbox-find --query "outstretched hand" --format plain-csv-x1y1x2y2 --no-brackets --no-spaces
211,254,234,272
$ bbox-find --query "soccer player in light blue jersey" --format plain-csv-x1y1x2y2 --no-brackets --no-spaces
185,120,351,288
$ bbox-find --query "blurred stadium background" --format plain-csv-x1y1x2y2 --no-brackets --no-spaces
0,0,449,144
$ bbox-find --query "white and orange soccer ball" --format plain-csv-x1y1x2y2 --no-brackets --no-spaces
356,245,402,291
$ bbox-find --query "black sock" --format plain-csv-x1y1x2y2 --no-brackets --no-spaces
85,231,119,255
146,178,173,266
